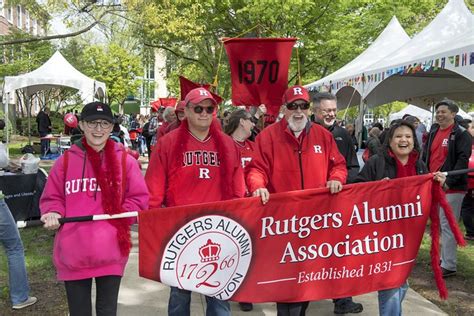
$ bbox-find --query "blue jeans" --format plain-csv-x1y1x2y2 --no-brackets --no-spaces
378,282,408,316
0,199,30,305
168,287,230,316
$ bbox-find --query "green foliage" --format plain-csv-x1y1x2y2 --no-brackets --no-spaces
125,0,452,101
373,101,407,119
79,44,143,107
0,30,55,78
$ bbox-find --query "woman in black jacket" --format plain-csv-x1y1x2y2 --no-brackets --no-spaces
356,120,445,316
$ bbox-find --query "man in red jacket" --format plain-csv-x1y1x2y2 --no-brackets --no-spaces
246,85,347,316
145,87,245,316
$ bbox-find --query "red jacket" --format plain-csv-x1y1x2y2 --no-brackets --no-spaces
145,121,245,209
246,119,347,194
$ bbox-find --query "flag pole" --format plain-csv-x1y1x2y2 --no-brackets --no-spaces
17,211,138,229
442,168,474,176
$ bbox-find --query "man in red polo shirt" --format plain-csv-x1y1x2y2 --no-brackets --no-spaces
422,99,472,278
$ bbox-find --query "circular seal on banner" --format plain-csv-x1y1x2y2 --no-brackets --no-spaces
160,215,252,300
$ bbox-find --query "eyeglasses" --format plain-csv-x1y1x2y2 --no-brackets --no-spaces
85,120,113,129
286,102,310,111
190,105,216,114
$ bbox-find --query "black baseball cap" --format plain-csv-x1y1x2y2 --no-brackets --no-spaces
80,102,114,123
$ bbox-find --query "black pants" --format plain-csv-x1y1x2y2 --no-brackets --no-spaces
277,302,309,316
39,131,50,156
65,275,122,316
461,191,474,236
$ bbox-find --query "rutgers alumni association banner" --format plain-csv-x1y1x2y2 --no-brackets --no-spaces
139,175,434,302
224,38,296,116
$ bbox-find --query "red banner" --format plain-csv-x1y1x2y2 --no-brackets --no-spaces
179,76,223,105
139,175,434,302
223,38,296,116
150,98,178,111
160,98,177,108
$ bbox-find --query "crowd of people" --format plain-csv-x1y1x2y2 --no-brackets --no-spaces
3,85,473,316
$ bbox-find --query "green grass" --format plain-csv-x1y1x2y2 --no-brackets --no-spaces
0,227,56,302
416,228,474,279
7,142,23,157
410,226,474,315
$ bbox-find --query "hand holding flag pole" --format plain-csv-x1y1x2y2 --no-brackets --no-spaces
17,211,138,229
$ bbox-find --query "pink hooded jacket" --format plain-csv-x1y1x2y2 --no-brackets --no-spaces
40,141,149,281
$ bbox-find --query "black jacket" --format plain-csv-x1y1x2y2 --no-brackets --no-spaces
422,122,472,191
327,124,360,183
356,152,428,182
36,110,51,134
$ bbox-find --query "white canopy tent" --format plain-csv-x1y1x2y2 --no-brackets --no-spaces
389,104,472,132
389,104,433,122
305,0,474,110
362,0,474,108
2,51,106,102
304,16,411,108
1,51,106,154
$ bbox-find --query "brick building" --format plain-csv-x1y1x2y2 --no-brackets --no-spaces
0,1,48,37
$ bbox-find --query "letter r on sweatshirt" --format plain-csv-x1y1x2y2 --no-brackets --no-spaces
199,168,210,179
314,145,322,153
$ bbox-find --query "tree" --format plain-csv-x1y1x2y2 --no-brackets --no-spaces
80,43,142,112
122,0,454,101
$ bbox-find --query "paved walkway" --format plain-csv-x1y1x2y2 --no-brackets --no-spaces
111,229,446,316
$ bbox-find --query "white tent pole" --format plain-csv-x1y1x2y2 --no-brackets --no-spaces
342,88,357,122
5,91,10,158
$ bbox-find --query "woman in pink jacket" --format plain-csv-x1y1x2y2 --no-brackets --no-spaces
40,102,149,316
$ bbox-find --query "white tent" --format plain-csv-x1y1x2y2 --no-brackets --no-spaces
362,0,474,108
1,51,106,155
304,16,411,108
389,104,472,130
389,104,432,122
2,51,106,102
305,0,474,109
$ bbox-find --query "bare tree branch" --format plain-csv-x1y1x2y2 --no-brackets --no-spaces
144,42,209,70
0,10,113,46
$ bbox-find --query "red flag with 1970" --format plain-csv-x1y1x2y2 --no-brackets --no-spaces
224,38,296,116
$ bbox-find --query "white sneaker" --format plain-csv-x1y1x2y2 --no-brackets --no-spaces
12,296,37,309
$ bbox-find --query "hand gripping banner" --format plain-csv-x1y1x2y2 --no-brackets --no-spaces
139,175,464,302
223,38,296,116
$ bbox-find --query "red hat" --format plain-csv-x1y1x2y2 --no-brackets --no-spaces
184,88,217,106
175,100,186,112
282,85,310,104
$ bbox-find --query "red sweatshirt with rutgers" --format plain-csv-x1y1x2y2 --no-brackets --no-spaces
145,123,245,209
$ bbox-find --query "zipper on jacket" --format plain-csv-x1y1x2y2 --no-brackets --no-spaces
298,143,304,189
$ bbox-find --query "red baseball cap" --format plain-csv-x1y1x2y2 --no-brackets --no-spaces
282,85,310,104
175,100,186,112
184,88,217,106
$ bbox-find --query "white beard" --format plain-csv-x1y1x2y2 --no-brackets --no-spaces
288,114,308,133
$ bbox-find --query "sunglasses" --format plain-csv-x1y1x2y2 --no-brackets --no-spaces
286,102,310,111
191,105,216,114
